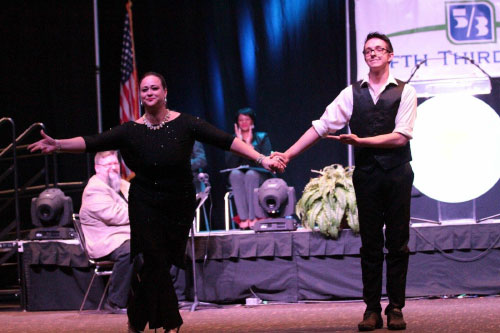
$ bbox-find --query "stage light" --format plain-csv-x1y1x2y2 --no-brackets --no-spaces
253,178,297,232
410,94,500,203
29,188,75,239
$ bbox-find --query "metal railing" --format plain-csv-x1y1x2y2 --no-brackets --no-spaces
0,117,22,309
1,120,92,310
0,118,20,241
0,122,51,240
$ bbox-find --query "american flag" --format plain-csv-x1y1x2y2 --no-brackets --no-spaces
119,1,140,123
119,0,140,178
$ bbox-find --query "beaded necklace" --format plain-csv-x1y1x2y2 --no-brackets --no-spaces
143,109,170,130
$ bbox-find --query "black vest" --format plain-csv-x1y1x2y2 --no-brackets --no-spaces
349,79,412,171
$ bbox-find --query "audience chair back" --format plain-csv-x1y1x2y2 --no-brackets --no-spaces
72,213,115,313
224,189,237,231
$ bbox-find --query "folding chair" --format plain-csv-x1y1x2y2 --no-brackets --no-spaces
195,181,211,232
224,190,237,231
223,168,276,231
72,213,115,312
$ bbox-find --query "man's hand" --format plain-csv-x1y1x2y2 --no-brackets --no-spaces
270,151,290,166
326,134,363,146
327,132,409,148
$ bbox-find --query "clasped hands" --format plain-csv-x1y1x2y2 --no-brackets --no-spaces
261,133,361,174
260,152,290,174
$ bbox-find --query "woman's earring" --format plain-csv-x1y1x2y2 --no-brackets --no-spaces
140,100,143,107
164,96,168,105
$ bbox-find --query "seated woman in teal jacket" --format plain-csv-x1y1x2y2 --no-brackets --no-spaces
225,107,272,229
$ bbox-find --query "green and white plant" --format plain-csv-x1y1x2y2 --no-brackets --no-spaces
296,164,359,239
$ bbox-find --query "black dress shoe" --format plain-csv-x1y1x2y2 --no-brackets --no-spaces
358,312,383,331
386,308,406,330
103,301,127,314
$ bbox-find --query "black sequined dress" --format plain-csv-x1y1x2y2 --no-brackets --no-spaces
84,113,234,330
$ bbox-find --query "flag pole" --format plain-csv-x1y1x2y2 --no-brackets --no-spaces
126,0,140,118
345,0,353,168
93,0,103,133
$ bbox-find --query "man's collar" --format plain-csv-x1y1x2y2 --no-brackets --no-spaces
360,73,398,87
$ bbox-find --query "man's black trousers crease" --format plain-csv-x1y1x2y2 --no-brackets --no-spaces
353,162,414,314
105,239,133,308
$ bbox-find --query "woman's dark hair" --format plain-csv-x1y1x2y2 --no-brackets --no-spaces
140,71,167,90
364,32,394,53
235,107,256,123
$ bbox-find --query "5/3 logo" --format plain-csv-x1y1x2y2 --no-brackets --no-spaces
446,1,496,44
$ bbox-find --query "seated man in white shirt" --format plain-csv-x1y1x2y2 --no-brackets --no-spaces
79,150,133,314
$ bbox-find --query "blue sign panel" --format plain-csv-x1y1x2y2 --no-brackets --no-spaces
447,1,495,44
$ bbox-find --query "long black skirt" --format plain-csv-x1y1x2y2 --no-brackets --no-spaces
127,182,195,330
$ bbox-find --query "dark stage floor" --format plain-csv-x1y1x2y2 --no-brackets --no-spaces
1,296,499,332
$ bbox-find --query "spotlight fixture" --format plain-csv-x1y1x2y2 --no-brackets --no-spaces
29,188,76,239
253,178,297,232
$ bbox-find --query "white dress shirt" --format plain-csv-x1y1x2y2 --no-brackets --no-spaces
312,73,417,139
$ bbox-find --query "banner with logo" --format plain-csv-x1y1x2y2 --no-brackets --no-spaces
354,0,500,84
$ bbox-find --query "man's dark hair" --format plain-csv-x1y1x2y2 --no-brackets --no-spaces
365,32,393,53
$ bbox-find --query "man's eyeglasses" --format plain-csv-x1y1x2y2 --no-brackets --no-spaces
362,47,390,56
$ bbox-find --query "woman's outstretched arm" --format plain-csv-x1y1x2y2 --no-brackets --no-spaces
28,130,86,154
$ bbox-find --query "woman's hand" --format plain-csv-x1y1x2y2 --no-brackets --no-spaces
28,130,58,154
245,125,253,145
234,123,243,140
261,156,286,173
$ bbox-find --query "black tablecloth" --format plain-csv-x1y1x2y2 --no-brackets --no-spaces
22,223,500,309
188,224,500,303
23,241,104,311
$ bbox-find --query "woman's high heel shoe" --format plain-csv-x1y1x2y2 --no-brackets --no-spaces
127,322,144,333
239,220,249,229
249,218,258,229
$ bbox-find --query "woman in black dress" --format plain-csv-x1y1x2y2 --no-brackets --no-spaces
29,72,284,333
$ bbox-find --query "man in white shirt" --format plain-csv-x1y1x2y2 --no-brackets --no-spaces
273,32,417,331
79,151,133,314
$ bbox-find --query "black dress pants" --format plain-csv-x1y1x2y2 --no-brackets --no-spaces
352,162,414,314
105,240,134,308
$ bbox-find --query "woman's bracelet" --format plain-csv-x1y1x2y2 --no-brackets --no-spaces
55,140,62,152
255,154,265,166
